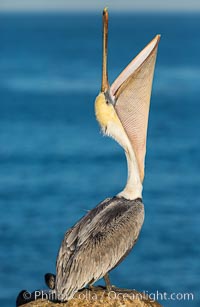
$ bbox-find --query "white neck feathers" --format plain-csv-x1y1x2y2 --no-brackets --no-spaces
106,120,143,200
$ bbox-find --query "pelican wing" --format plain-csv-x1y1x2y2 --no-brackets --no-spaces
55,198,112,298
56,198,144,301
111,35,160,181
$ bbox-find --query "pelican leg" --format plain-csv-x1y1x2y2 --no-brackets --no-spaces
88,283,105,291
88,279,103,291
104,273,112,291
88,274,112,292
88,283,95,291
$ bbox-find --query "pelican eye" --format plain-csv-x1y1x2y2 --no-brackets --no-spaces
104,90,115,106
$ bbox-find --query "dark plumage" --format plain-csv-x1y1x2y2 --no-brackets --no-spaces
56,197,144,300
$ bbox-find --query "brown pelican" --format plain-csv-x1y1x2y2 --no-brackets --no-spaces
46,8,160,301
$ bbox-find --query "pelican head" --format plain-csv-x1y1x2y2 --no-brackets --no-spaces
95,8,117,134
95,8,160,199
95,9,126,145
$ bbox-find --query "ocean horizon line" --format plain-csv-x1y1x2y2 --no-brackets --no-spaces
0,9,200,15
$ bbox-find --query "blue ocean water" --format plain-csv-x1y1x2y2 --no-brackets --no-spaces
0,12,200,307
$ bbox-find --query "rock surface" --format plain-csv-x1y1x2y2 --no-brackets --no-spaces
19,288,163,307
